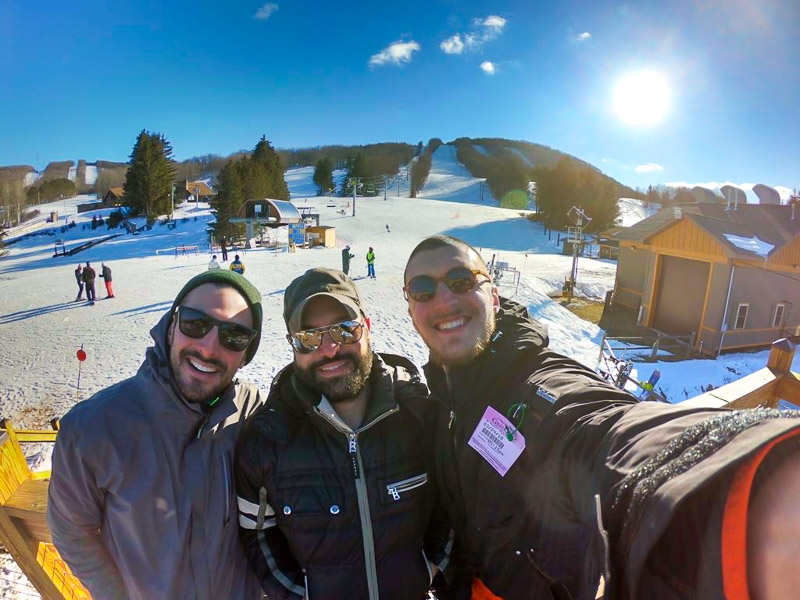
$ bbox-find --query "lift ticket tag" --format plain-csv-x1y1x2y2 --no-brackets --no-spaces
468,406,526,477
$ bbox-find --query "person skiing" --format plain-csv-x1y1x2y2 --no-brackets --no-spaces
366,247,376,279
99,263,115,299
74,264,84,301
82,262,97,305
229,254,245,275
386,224,391,233
341,245,354,275
208,255,221,270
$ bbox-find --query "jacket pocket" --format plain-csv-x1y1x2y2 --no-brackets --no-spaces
385,472,428,501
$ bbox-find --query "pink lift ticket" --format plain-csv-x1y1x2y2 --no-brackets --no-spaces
467,405,526,477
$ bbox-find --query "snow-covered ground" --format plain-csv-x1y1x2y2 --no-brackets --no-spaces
616,197,661,227
84,165,98,185
1,148,798,598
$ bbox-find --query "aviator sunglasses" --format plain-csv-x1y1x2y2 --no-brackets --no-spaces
287,320,364,354
403,266,489,303
176,306,258,352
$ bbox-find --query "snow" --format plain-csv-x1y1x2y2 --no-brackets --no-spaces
473,145,489,155
723,234,775,257
508,147,534,166
84,165,98,185
67,165,76,182
2,150,799,598
23,170,42,187
616,197,661,227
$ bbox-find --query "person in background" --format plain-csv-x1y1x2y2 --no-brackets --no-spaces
220,237,229,262
209,255,221,270
99,263,114,299
82,262,97,305
48,271,266,599
74,264,84,301
229,254,245,275
403,234,800,600
366,247,376,280
341,244,354,275
236,268,452,599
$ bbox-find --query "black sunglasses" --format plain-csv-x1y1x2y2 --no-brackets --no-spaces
403,267,489,303
287,320,364,354
176,306,258,353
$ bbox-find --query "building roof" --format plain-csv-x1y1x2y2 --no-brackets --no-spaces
615,202,800,260
105,187,124,199
183,180,215,196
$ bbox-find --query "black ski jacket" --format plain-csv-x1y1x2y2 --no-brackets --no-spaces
235,353,453,600
425,299,800,599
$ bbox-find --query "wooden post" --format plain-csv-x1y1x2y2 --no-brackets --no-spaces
767,338,796,374
650,334,661,362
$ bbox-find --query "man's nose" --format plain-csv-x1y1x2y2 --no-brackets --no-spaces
317,331,341,358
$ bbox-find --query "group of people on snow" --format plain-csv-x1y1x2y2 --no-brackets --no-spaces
73,262,114,305
342,244,377,280
48,234,800,600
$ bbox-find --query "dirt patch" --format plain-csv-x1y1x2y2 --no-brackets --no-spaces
551,296,605,324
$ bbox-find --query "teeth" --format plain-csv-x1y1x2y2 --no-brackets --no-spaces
319,361,346,372
189,358,217,373
437,318,467,331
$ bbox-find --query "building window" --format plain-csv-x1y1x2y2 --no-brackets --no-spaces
773,303,787,328
734,303,749,330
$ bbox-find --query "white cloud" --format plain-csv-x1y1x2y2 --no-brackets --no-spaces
575,32,591,41
369,41,420,67
481,15,507,34
440,35,464,55
441,15,507,54
635,163,664,173
480,61,496,74
254,3,278,20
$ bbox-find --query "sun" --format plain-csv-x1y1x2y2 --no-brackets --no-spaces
613,71,670,127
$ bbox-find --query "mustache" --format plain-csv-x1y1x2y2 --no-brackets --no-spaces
182,350,226,372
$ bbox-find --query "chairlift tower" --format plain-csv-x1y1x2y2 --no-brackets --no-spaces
564,206,592,298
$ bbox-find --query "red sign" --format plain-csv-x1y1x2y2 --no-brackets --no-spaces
77,349,87,362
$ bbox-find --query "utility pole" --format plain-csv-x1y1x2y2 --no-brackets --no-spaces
170,182,175,220
564,206,591,298
384,176,388,201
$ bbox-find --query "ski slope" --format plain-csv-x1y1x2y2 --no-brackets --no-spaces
1,149,798,597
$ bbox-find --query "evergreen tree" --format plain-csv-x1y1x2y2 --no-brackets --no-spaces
123,129,177,224
211,160,245,240
251,136,290,200
340,154,368,196
313,157,334,195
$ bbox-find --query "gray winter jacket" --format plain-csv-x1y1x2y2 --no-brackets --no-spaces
47,310,265,600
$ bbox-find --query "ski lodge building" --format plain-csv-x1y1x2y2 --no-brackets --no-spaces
612,191,800,356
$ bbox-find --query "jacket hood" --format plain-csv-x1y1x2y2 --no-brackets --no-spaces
492,297,549,355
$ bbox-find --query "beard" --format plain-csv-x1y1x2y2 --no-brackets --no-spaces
427,309,496,368
295,351,374,403
172,349,232,404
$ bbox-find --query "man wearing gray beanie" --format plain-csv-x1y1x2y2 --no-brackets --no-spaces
47,270,265,599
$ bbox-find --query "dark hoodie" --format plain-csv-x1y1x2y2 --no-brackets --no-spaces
425,299,800,599
47,310,264,600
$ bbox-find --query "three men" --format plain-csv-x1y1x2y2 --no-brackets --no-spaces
235,268,451,599
403,234,800,599
48,270,265,599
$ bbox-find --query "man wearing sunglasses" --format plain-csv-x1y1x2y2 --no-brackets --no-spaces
235,267,452,600
404,235,800,600
48,270,266,600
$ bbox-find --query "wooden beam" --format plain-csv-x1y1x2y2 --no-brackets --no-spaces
777,373,800,407
767,338,796,374
684,367,779,409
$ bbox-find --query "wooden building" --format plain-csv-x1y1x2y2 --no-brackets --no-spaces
175,180,215,203
613,202,800,355
101,187,125,207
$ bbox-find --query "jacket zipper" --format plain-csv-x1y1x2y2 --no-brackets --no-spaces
386,473,428,501
221,454,231,525
314,406,399,600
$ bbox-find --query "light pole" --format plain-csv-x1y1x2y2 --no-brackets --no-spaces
195,186,200,211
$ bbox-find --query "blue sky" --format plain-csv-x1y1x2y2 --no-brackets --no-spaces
2,0,799,190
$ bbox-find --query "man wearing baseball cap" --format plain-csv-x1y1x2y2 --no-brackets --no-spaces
235,267,452,600
48,270,266,599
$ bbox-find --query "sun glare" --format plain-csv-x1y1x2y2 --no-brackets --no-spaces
613,71,670,127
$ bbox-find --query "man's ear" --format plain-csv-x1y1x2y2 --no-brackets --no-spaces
364,316,371,331
491,285,500,314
